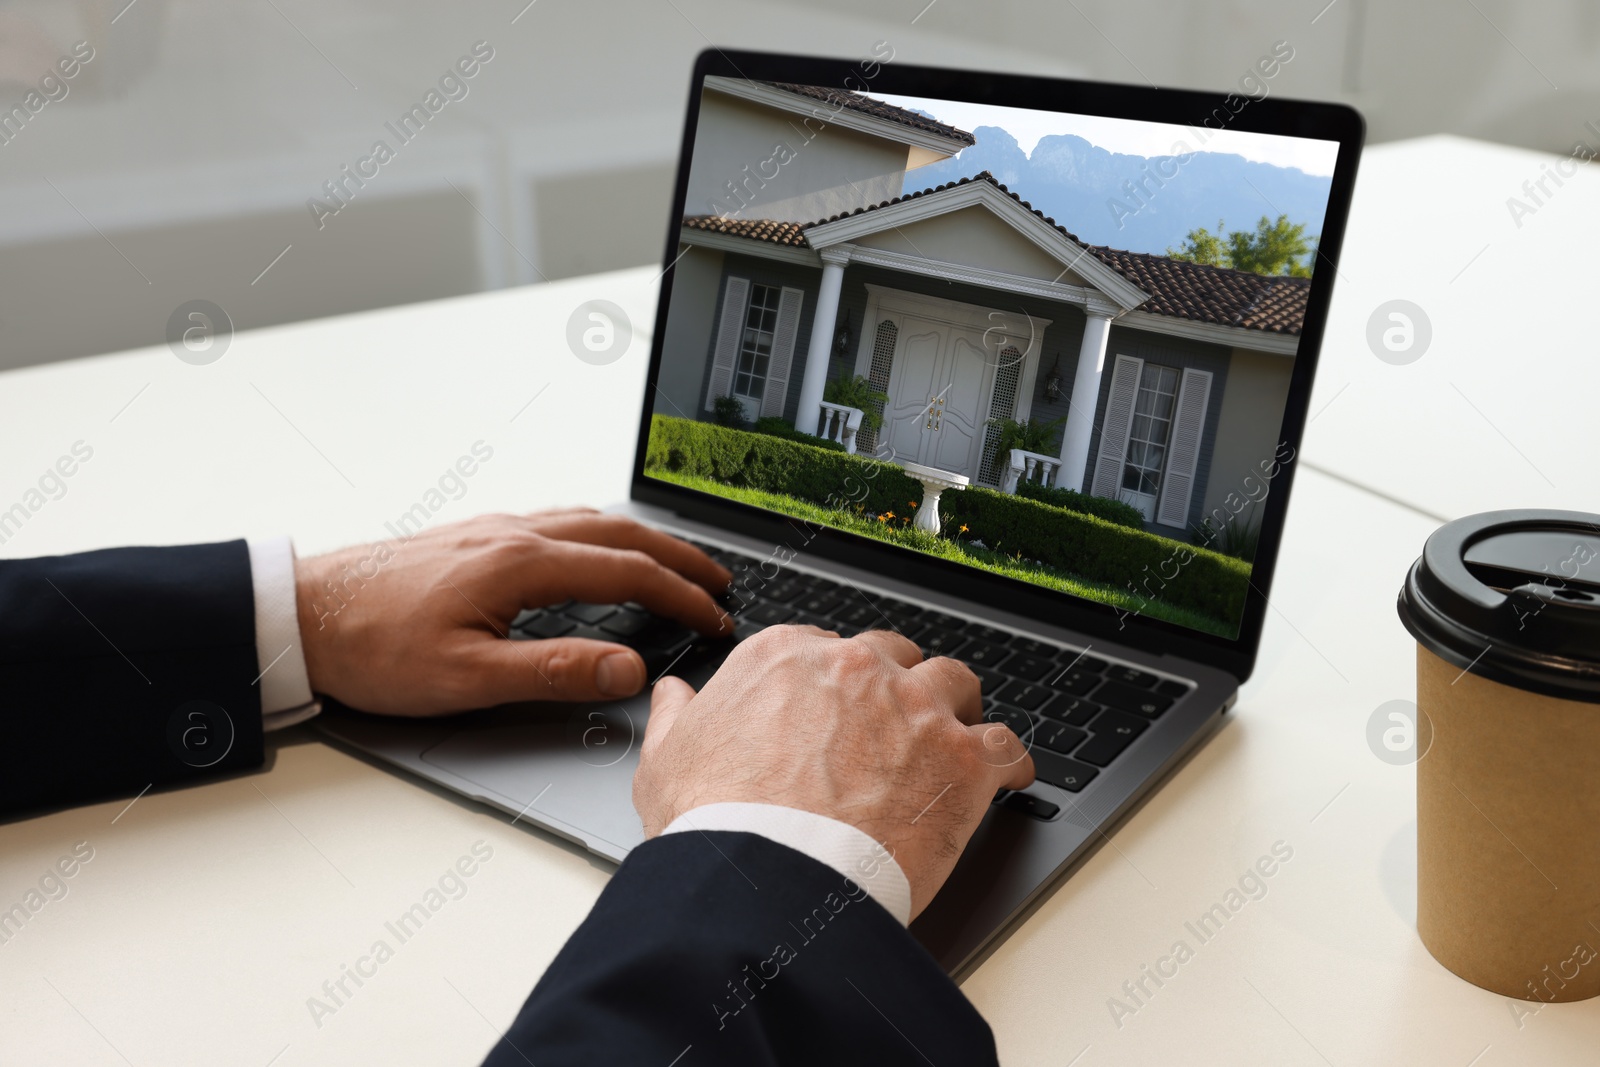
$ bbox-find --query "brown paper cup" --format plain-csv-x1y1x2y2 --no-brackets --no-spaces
1416,644,1600,1001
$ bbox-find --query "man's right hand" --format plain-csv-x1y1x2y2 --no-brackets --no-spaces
634,625,1035,920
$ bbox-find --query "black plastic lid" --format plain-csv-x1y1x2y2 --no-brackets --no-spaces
1397,509,1600,704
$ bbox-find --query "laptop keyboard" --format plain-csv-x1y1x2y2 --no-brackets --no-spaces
509,537,1194,813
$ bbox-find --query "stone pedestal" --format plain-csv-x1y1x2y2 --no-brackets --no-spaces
900,462,969,534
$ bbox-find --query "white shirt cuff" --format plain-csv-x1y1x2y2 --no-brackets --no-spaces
662,802,912,925
245,536,320,730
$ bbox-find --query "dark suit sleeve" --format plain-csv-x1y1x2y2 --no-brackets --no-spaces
0,541,264,817
485,831,998,1067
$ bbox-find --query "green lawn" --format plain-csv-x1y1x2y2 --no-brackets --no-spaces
648,468,1235,637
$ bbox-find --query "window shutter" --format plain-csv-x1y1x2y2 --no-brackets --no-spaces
855,319,897,454
1155,367,1213,528
1089,354,1144,498
978,346,1022,487
760,286,805,418
704,276,749,411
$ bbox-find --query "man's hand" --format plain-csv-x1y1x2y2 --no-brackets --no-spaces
634,625,1035,919
294,510,731,716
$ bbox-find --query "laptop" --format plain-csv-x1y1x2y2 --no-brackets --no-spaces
319,47,1362,976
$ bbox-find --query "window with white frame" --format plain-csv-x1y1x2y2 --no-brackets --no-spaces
1120,363,1180,502
733,283,782,400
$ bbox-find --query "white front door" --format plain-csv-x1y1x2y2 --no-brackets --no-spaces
881,314,994,478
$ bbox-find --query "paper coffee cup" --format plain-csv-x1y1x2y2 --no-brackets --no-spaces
1398,509,1600,1002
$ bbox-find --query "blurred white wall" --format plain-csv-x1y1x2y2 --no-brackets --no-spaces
0,0,1595,371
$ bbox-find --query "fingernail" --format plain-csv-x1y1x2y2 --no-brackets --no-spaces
597,652,644,696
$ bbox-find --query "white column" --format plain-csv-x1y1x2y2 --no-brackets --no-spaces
794,248,850,437
1056,306,1116,493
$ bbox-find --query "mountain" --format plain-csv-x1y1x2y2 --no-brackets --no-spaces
908,126,1334,258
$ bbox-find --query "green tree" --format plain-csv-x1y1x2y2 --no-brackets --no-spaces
1167,220,1227,267
1226,214,1313,276
1168,214,1315,277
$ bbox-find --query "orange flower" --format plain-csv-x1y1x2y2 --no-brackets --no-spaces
884,510,895,520
876,514,888,523
959,524,969,534
908,500,918,508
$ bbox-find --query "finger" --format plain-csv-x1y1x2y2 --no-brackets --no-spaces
467,636,649,705
524,541,733,636
521,506,603,525
524,513,731,594
965,722,1037,791
910,656,983,725
635,676,698,838
848,626,923,669
641,675,697,760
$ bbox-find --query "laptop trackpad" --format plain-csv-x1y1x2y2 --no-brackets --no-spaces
420,699,648,859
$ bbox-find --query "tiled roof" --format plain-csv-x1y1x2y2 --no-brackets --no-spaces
762,82,976,147
1088,246,1311,334
681,215,811,247
685,172,1312,336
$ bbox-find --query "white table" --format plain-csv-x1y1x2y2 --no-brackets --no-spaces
4,136,1598,1066
1300,134,1600,521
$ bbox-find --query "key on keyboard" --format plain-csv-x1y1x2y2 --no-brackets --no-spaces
1033,721,1088,755
920,629,970,658
1003,653,1055,681
1107,665,1159,687
1092,681,1175,718
796,591,844,616
963,641,1010,669
831,602,878,628
1040,696,1103,727
746,602,797,626
992,680,1053,711
1074,709,1149,766
1047,665,1102,695
566,603,616,624
1000,792,1060,819
1030,750,1100,792
513,611,573,639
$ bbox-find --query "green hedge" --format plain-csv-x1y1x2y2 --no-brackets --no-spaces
1016,479,1145,529
752,416,846,452
645,415,1249,620
935,490,1247,620
647,414,923,514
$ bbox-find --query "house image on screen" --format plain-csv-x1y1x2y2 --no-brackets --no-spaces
655,77,1308,539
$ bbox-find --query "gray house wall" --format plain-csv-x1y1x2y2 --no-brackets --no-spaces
1201,346,1296,531
655,244,726,420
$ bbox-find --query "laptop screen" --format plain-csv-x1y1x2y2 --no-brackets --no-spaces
643,61,1343,642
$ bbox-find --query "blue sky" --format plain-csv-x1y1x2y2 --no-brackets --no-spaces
873,93,1340,177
